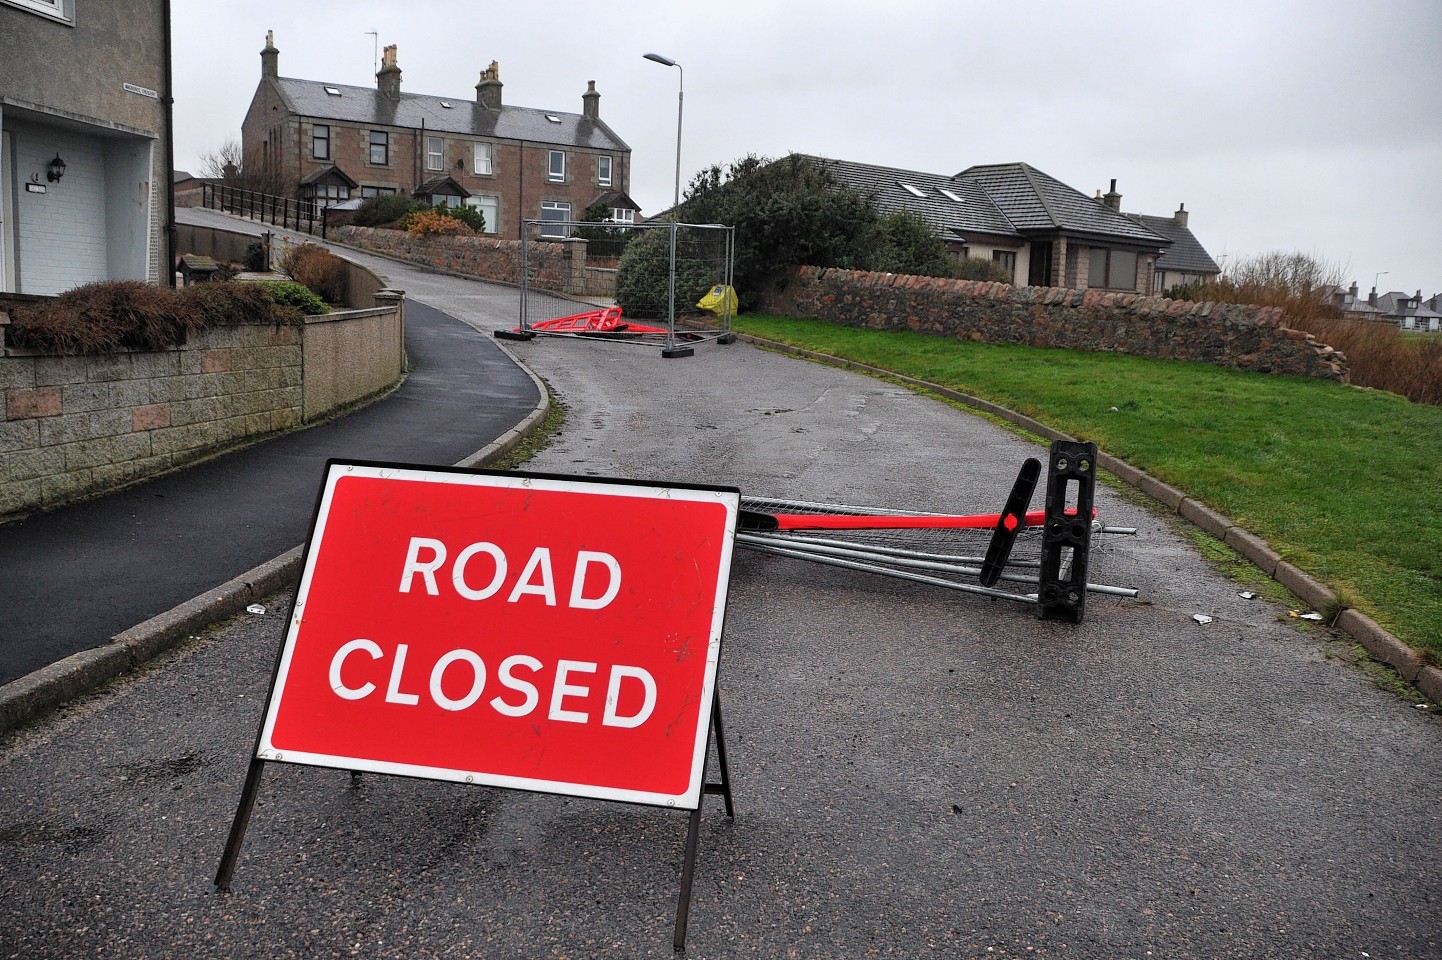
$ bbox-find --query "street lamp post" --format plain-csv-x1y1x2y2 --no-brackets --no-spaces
643,52,683,210
643,52,691,357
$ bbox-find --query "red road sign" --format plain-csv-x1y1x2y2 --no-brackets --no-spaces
257,462,739,809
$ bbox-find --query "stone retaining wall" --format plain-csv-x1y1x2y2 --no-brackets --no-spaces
758,266,1348,381
332,226,608,297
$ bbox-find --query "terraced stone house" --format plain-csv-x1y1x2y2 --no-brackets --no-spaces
241,33,636,239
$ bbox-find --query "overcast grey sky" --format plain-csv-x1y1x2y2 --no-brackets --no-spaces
172,0,1441,297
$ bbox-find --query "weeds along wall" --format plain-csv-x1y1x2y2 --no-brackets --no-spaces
758,266,1349,381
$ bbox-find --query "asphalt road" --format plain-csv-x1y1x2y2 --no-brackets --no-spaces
0,213,1437,958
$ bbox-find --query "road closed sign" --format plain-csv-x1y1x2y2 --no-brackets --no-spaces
256,461,740,809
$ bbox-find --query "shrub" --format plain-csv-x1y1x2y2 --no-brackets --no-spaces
253,280,329,316
954,257,1014,283
435,203,487,232
278,243,346,304
244,240,267,272
352,194,425,228
614,227,720,319
402,208,475,239
872,211,958,278
6,280,202,354
179,280,284,326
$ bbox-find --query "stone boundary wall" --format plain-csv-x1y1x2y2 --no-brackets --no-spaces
331,226,609,297
758,266,1348,381
0,303,403,520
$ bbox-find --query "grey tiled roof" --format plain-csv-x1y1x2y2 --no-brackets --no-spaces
797,155,1171,250
802,155,1020,242
273,77,630,152
1130,213,1220,274
955,163,1169,246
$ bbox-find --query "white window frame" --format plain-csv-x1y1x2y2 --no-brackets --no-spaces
597,155,613,187
368,130,389,166
473,142,493,176
548,150,566,182
426,136,444,172
539,200,571,237
465,195,500,234
312,124,330,161
2,0,74,24
609,208,635,224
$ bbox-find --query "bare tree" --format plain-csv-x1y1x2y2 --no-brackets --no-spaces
197,136,293,196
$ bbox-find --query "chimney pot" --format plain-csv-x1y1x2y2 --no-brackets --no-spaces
377,43,402,99
583,80,600,120
260,30,279,80
476,60,503,109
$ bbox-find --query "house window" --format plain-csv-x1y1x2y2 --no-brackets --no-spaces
1088,248,1139,290
312,125,330,160
361,186,397,198
991,250,1016,279
473,142,493,176
465,195,500,234
548,150,566,182
2,0,74,24
609,208,635,224
539,200,571,237
597,156,613,187
426,136,444,172
369,131,389,166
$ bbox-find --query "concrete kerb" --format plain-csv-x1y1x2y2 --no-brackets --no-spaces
732,330,1436,706
0,354,552,736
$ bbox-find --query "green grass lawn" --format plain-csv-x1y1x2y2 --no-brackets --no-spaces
734,313,1442,662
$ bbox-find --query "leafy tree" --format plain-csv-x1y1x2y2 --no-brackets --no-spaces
872,210,957,277
667,154,881,301
573,201,634,259
614,227,719,319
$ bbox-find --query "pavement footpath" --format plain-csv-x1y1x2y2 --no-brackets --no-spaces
0,209,1437,958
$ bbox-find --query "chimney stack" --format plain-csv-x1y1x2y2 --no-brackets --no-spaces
1348,281,1359,299
1102,178,1122,211
1173,203,1189,227
377,44,401,99
260,30,278,80
582,80,600,120
476,61,503,110
1368,287,1378,306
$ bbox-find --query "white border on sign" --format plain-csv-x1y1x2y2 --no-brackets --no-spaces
256,463,739,810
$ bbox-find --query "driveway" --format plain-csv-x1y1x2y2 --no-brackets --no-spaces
0,212,1437,958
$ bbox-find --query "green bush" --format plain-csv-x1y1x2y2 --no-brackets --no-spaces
873,211,957,278
437,203,487,232
614,228,720,319
255,280,329,316
352,194,426,228
244,240,267,272
954,257,1014,283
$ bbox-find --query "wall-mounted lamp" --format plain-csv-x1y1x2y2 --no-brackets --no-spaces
46,154,66,182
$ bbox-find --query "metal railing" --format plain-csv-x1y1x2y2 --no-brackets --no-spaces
201,183,329,239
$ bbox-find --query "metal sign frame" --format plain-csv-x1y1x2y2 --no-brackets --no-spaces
216,460,740,949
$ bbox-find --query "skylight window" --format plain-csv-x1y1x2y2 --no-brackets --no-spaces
546,114,562,123
938,188,966,204
440,101,453,108
324,86,342,96
898,182,928,198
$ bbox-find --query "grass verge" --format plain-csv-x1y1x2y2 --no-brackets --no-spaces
733,313,1442,661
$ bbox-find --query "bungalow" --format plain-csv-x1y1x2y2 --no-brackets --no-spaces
241,33,636,239
808,156,1216,295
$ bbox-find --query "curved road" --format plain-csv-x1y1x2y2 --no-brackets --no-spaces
0,208,1437,959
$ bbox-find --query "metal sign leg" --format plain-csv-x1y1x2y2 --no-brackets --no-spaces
673,696,734,951
215,757,267,891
